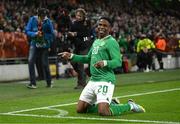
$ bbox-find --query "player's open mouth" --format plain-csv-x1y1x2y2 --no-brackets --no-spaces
99,29,106,34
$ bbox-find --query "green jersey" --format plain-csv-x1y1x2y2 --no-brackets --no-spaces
72,35,122,84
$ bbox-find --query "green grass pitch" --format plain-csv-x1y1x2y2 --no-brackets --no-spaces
0,69,180,124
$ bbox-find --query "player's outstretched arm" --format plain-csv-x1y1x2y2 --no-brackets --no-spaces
58,52,89,63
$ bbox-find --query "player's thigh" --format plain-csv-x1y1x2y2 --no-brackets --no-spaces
79,81,96,105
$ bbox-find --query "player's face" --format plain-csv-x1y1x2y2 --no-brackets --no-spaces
97,19,110,38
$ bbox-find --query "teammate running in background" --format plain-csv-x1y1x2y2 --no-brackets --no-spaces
59,17,145,116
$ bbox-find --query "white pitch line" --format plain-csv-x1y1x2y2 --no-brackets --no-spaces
6,102,77,114
117,87,180,98
1,113,179,124
4,87,180,114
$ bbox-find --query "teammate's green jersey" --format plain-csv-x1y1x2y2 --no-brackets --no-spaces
71,35,122,84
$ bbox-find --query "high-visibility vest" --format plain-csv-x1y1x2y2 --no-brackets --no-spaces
136,38,155,52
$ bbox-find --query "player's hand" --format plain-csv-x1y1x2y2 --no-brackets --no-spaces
58,52,72,60
94,61,104,68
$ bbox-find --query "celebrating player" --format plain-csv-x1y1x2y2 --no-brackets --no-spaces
58,17,145,116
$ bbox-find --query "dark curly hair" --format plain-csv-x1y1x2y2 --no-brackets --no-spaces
99,16,112,26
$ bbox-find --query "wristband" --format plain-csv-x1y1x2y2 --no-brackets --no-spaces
70,54,74,59
103,60,107,66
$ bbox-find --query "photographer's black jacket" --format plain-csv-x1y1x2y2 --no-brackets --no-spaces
69,20,92,52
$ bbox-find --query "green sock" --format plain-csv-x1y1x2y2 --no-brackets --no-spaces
86,103,131,116
110,103,131,116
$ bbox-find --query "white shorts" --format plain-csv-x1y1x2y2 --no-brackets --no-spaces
79,81,114,105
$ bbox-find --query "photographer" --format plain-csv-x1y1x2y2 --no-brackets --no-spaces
68,8,92,89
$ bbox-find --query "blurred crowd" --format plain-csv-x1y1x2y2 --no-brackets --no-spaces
0,0,180,61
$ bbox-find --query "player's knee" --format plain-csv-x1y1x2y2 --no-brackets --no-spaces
98,103,112,116
76,107,86,113
76,105,87,113
76,100,89,113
